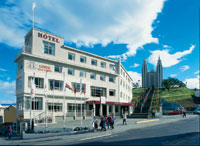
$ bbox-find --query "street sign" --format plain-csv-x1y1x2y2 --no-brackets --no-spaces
18,114,24,120
101,96,106,104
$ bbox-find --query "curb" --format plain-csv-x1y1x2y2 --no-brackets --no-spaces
136,119,160,124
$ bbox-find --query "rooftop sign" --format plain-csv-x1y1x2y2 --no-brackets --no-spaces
38,32,60,43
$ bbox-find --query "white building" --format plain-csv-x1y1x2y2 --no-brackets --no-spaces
14,28,133,123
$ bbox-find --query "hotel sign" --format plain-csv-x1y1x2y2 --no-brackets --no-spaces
38,32,60,43
38,65,52,72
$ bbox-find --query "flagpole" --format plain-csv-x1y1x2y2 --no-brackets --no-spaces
44,71,48,132
30,78,32,130
63,72,66,128
53,80,55,123
80,79,82,129
33,72,36,127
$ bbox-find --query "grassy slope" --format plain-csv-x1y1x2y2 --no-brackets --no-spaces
132,87,195,107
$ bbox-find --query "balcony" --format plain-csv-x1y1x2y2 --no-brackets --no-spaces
17,45,32,57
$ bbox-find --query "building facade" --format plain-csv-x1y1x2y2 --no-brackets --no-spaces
142,58,163,88
14,28,133,124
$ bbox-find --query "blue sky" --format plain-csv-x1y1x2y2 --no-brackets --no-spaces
0,0,199,104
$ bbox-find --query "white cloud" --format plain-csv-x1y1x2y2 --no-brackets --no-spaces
184,75,199,89
130,63,140,68
0,0,165,60
194,70,200,74
127,71,142,86
163,45,170,48
0,68,7,72
170,74,177,78
0,100,16,104
180,65,190,72
147,45,195,67
0,80,15,95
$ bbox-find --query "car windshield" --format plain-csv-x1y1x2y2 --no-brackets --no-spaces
195,108,200,110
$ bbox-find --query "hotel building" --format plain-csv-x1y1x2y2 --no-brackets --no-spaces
14,28,133,123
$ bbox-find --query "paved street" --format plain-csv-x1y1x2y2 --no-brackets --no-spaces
0,114,199,145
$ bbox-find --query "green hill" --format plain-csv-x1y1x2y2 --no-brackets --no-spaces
132,87,195,108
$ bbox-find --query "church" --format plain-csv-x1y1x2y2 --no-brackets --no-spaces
142,57,163,88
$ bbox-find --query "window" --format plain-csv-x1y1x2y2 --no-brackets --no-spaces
120,92,122,98
25,97,43,110
16,77,22,90
91,86,107,97
80,56,86,63
100,75,105,81
28,77,44,88
67,103,84,112
71,82,86,93
54,65,62,73
120,79,122,85
43,41,55,55
48,103,62,112
101,62,106,68
68,52,75,61
109,64,116,71
109,76,115,83
68,68,75,75
80,70,86,77
121,69,123,75
90,72,96,79
17,97,24,111
109,89,115,96
18,61,23,71
49,79,63,91
91,59,97,66
123,72,125,77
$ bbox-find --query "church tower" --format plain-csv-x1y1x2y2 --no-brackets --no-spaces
142,59,148,88
156,57,163,88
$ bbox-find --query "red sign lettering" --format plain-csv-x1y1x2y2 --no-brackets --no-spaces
37,32,60,43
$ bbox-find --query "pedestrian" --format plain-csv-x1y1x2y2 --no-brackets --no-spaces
123,112,127,125
93,116,98,132
107,115,111,129
111,114,116,129
8,126,12,139
183,110,186,118
152,110,155,118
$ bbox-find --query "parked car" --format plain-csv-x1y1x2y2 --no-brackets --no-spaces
193,108,200,115
169,109,180,115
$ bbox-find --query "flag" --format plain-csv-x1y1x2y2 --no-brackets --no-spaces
31,77,35,98
80,79,82,95
83,84,86,95
44,72,48,96
32,2,36,10
63,73,66,92
74,83,77,94
66,83,72,90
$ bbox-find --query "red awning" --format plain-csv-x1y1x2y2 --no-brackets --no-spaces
86,100,134,106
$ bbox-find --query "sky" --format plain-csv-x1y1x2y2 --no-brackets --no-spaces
0,0,199,104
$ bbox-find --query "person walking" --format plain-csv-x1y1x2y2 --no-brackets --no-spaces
93,116,98,132
111,114,116,129
8,126,12,139
123,111,127,125
107,115,111,129
183,110,186,118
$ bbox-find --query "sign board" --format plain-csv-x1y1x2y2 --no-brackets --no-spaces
18,114,24,120
100,96,106,104
38,65,52,72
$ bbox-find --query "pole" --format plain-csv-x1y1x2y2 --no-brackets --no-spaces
80,79,82,128
44,71,48,132
33,73,36,127
63,72,66,128
53,80,55,123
